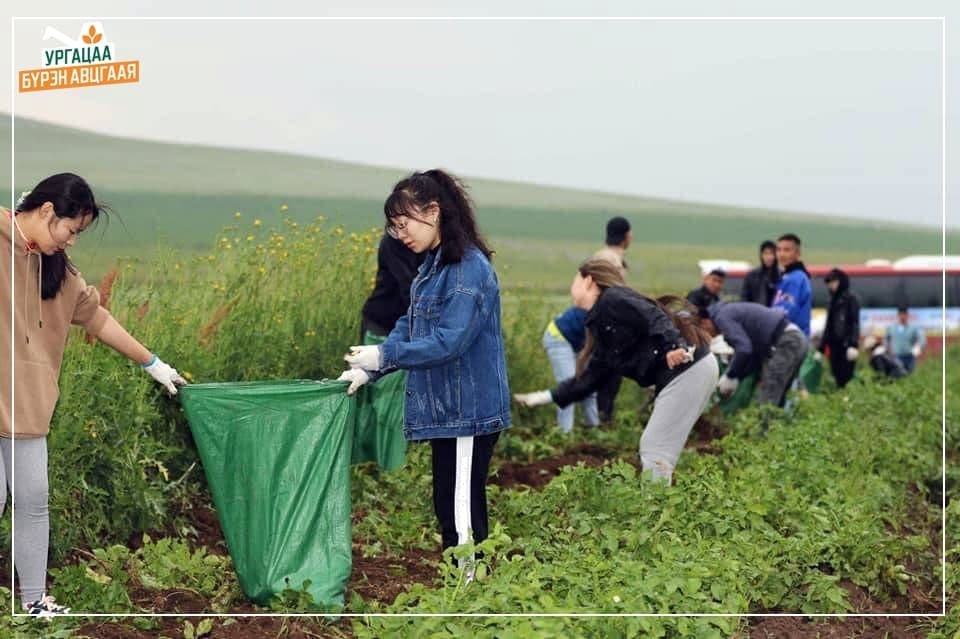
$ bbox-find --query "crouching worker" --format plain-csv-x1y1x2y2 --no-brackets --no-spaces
863,335,908,379
3,174,187,616
513,259,718,485
696,300,807,413
336,169,510,578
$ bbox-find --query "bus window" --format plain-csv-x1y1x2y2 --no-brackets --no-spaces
718,271,958,308
845,275,904,307
902,274,944,308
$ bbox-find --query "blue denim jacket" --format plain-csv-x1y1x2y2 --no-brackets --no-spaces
379,246,511,441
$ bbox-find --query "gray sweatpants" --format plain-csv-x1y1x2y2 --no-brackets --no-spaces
640,355,719,484
755,325,808,407
0,437,50,606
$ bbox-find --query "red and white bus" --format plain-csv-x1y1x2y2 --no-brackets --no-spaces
705,256,960,353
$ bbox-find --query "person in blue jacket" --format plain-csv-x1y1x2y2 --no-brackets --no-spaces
337,169,510,575
885,306,927,373
771,233,812,337
542,304,607,433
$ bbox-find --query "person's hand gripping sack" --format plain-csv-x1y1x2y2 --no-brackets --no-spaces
142,354,188,395
337,369,370,395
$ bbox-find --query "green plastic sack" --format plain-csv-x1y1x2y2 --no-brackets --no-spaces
180,380,354,608
351,331,407,471
799,350,823,393
718,371,757,417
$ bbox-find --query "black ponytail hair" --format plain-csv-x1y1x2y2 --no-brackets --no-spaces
383,169,492,264
15,173,106,299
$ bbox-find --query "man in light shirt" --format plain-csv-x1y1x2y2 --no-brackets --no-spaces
591,216,631,423
593,216,631,278
885,306,926,373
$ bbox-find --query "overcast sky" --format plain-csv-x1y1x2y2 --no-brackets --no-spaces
2,1,956,228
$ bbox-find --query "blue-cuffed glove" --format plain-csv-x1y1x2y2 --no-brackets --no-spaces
142,354,187,395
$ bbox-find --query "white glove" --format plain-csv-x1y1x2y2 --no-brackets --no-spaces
845,347,859,362
717,375,739,398
812,351,823,362
344,345,382,371
337,368,370,395
710,335,734,358
911,344,922,358
513,390,553,407
142,355,187,395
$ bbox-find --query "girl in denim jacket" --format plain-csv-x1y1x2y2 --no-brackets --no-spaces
339,170,510,572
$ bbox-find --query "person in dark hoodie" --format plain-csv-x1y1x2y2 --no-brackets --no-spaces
740,240,779,306
772,233,812,337
697,300,807,409
360,233,426,340
816,268,861,388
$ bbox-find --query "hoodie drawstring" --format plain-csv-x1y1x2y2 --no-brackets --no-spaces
23,253,30,343
13,216,42,342
38,256,43,329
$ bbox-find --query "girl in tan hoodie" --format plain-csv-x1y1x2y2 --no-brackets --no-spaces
2,173,186,617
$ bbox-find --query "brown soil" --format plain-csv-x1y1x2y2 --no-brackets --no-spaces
744,578,940,638
489,412,728,491
349,546,440,604
490,442,618,489
687,411,729,455
749,487,943,638
746,614,934,639
126,502,227,555
70,539,435,637
73,618,352,639
128,587,210,614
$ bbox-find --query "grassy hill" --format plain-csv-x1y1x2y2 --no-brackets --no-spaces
1,115,953,293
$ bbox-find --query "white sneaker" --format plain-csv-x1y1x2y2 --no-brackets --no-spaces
24,594,71,617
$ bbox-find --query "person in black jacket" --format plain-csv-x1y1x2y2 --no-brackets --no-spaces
514,258,719,485
740,240,779,306
360,233,426,340
816,268,860,388
686,268,726,309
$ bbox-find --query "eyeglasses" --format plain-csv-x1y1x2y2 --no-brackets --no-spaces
386,215,436,239
385,218,409,239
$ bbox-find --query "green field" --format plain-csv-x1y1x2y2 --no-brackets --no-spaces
0,208,950,636
2,115,954,295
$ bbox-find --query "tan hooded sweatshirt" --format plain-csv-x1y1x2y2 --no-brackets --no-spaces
1,211,110,438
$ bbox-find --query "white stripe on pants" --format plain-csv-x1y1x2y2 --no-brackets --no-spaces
640,355,719,484
453,436,474,548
